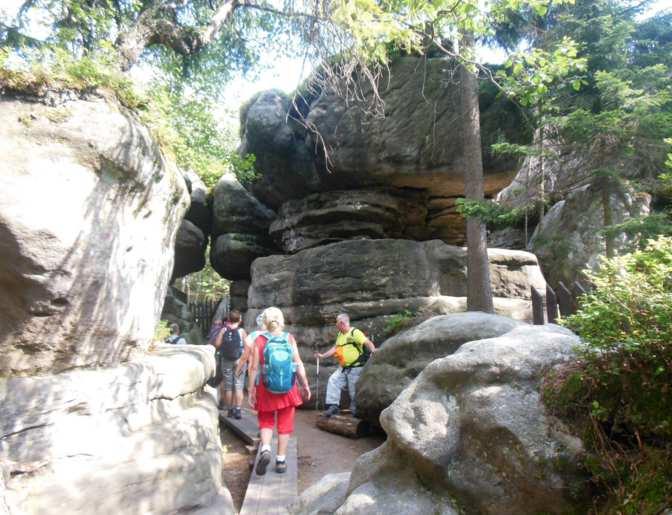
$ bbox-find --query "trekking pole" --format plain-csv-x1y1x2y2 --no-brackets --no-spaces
315,354,320,412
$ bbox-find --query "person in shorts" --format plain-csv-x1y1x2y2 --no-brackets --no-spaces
214,309,248,419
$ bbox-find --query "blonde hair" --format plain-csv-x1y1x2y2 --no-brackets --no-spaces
262,307,285,332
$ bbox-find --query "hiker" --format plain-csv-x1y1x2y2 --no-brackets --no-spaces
247,307,311,475
214,309,248,419
208,319,223,343
315,313,376,418
165,323,187,345
246,312,266,346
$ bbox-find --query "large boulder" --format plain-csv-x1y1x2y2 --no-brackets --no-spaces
241,56,525,211
270,189,429,253
290,472,351,515
0,345,233,514
245,239,546,355
356,313,524,424
172,219,207,279
317,324,588,514
210,174,277,280
182,169,211,234
210,233,276,281
529,183,651,286
0,93,189,377
239,90,320,209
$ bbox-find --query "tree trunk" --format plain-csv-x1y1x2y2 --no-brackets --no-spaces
116,0,239,71
602,184,614,258
459,34,494,313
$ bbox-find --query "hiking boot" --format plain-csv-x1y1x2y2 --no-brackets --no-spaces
322,405,339,418
234,407,242,420
275,459,287,474
255,449,271,476
226,408,234,418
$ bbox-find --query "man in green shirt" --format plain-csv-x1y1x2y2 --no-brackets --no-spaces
315,313,376,418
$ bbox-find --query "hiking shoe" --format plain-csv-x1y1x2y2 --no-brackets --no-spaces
275,460,287,474
234,407,242,420
226,408,234,418
322,405,339,418
256,450,271,476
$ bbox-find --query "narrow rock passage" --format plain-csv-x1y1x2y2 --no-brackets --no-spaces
220,404,384,512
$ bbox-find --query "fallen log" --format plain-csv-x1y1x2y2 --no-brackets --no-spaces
316,413,369,438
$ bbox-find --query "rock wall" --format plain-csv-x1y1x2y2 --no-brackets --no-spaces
0,91,229,514
245,239,546,356
207,56,528,278
495,137,655,285
0,345,232,514
529,183,651,286
0,93,188,376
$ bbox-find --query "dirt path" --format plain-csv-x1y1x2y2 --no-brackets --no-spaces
293,410,385,493
220,408,385,512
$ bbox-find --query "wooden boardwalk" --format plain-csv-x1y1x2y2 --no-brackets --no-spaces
219,407,260,446
240,437,298,515
220,407,298,514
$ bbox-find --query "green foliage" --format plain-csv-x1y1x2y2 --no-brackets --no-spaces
175,257,229,303
153,320,171,342
142,85,256,188
0,46,254,187
383,309,415,337
604,213,672,249
456,198,527,228
544,236,672,513
0,46,144,108
497,36,588,108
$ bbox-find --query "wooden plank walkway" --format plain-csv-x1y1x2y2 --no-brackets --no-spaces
239,437,298,515
219,407,260,446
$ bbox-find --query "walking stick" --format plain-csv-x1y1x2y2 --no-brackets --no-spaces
315,355,320,411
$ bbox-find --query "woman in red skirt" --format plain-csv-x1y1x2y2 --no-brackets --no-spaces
247,306,311,475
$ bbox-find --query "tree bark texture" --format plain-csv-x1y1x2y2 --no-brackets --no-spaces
116,0,239,71
459,34,494,313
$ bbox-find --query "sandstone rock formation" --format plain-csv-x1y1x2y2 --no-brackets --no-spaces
0,91,230,515
245,239,546,355
290,472,351,515
171,170,211,280
294,322,589,514
235,57,525,251
495,140,655,285
210,174,277,280
241,59,523,209
0,345,232,514
355,312,524,424
173,219,207,279
0,93,189,377
529,183,651,286
183,169,211,235
269,189,429,254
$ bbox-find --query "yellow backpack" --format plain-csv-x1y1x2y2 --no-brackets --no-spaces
335,328,370,368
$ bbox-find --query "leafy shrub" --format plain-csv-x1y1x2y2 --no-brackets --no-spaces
383,309,415,337
153,320,171,343
544,236,672,513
